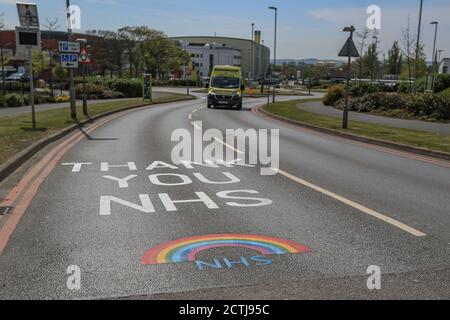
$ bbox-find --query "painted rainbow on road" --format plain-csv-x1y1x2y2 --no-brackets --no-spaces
141,234,311,265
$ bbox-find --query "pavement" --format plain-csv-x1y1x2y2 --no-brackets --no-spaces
298,101,450,135
0,91,173,118
0,92,449,300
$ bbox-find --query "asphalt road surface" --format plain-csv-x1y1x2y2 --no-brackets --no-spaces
0,92,449,300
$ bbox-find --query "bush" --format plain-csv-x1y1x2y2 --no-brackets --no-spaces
323,85,345,106
349,93,407,113
434,74,450,93
407,93,450,120
3,81,30,93
3,94,25,108
398,78,427,93
167,79,197,87
55,95,70,103
101,90,126,99
36,95,56,104
349,92,450,120
76,83,107,99
107,79,142,98
440,87,450,97
83,78,142,98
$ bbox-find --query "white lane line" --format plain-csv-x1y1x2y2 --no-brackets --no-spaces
210,135,427,237
213,137,245,155
275,169,426,237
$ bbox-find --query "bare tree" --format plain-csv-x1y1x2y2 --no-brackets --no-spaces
355,28,370,85
43,17,60,31
0,13,4,30
1,12,6,95
401,17,415,92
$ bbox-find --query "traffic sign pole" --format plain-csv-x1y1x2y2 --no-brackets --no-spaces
66,0,77,121
338,26,359,129
82,64,88,116
28,49,36,129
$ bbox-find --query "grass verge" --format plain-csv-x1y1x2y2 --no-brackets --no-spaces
263,99,450,154
0,93,194,165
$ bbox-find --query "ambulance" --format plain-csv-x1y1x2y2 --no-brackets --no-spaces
207,66,245,110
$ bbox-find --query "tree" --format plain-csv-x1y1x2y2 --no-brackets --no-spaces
43,17,60,31
94,30,127,78
387,41,403,76
401,17,415,91
355,28,371,81
1,12,6,95
53,64,67,95
32,50,51,78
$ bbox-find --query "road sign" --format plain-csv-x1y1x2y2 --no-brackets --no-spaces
61,53,79,69
16,2,40,28
79,49,93,64
15,26,41,51
59,41,80,53
338,38,360,58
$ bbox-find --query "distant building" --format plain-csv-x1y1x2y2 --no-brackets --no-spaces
0,29,103,76
439,58,450,74
177,41,241,79
170,35,270,80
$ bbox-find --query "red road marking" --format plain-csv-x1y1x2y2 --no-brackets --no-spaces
0,107,149,256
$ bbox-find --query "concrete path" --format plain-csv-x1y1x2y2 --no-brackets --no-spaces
298,101,450,136
0,91,173,119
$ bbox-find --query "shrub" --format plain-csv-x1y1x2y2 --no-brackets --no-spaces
350,93,408,113
107,79,142,98
350,92,450,120
36,95,56,104
398,77,427,93
101,90,125,99
3,94,25,108
76,83,108,99
407,93,450,120
3,81,30,93
434,74,450,93
323,85,345,106
440,87,450,97
55,95,70,103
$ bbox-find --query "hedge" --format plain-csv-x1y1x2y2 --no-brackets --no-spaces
349,92,450,120
323,85,345,106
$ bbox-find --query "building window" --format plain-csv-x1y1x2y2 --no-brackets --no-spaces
444,66,448,74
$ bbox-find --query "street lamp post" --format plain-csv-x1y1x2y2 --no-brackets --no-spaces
430,21,439,92
250,22,254,81
66,0,77,120
0,40,5,96
269,6,277,103
414,0,424,93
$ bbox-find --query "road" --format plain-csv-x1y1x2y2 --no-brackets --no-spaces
0,92,449,300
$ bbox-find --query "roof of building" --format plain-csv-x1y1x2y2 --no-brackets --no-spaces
170,35,269,49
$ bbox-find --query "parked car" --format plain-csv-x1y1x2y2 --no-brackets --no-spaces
6,73,27,82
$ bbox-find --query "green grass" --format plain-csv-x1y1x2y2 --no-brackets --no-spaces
264,99,450,153
0,93,194,165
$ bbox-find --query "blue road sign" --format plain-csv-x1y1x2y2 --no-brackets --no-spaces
60,53,79,68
